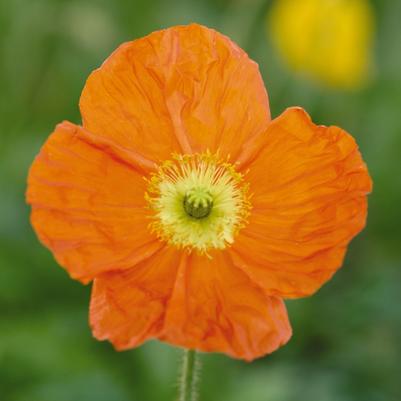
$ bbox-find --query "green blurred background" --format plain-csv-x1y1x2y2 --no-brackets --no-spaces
1,0,400,400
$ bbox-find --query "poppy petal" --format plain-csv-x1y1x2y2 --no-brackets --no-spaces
89,246,180,350
161,251,292,361
27,121,160,283
80,24,270,162
231,107,372,298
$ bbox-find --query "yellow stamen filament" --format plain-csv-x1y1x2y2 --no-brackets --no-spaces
145,152,251,253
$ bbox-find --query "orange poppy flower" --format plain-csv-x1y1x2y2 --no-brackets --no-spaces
26,24,371,361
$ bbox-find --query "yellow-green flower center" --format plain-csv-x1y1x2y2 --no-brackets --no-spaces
145,152,251,254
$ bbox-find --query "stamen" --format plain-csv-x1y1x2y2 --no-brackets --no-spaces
145,152,251,253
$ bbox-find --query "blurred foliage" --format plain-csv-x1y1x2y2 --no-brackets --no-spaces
0,0,400,400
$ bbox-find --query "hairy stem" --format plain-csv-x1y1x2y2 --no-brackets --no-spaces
177,349,201,401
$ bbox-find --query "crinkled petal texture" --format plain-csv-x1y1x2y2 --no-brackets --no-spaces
27,24,371,361
27,121,162,283
79,24,270,163
231,107,372,298
90,246,180,349
90,249,291,361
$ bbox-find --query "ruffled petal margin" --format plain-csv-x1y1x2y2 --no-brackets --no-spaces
26,121,160,283
89,246,180,349
231,107,372,298
161,251,292,361
80,24,271,163
89,249,291,361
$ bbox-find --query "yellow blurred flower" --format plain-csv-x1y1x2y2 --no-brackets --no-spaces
268,0,375,88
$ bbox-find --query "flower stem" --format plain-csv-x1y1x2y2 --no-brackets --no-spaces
177,349,201,401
